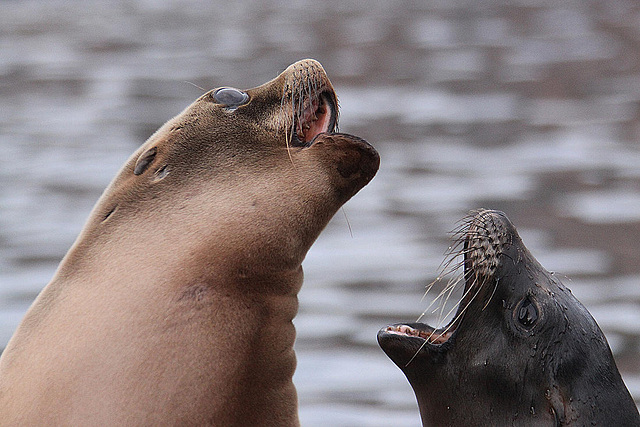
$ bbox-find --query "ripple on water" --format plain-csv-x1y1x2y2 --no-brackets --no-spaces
560,189,640,224
295,349,421,427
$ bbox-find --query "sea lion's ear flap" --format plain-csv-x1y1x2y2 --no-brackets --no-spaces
134,147,158,175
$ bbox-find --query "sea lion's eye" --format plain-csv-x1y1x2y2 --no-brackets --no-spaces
516,297,538,328
212,87,249,106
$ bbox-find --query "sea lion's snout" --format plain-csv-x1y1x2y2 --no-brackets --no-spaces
378,210,519,364
276,59,339,148
270,60,379,201
306,132,379,201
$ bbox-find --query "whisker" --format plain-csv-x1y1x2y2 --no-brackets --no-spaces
482,277,499,311
404,339,428,367
284,88,296,167
408,212,498,368
183,81,206,92
436,278,461,327
341,207,353,238
418,271,463,322
431,277,482,339
408,271,482,367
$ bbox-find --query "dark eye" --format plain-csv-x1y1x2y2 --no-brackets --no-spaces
516,297,538,328
212,87,249,106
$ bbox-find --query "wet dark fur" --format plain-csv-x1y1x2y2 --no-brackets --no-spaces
379,210,640,426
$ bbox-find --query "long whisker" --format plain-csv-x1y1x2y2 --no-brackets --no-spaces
341,208,353,238
409,211,498,367
405,274,484,368
183,81,206,92
428,277,481,343
417,257,464,322
284,87,296,167
436,277,461,327
482,277,499,311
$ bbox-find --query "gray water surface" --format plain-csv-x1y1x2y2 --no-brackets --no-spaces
2,1,640,425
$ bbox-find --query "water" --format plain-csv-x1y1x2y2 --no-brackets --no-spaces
2,1,640,425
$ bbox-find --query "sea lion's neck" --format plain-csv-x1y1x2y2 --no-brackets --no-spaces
4,255,304,426
3,187,309,425
547,360,640,425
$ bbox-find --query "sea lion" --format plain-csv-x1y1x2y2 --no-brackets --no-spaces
0,59,379,426
378,209,640,426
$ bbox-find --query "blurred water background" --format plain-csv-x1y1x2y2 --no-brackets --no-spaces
2,1,640,425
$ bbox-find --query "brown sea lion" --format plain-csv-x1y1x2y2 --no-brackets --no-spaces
0,59,379,426
378,210,640,426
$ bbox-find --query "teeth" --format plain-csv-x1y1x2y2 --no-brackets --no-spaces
292,92,332,144
389,325,424,338
387,325,451,344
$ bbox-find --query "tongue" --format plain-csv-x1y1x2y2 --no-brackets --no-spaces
298,98,332,143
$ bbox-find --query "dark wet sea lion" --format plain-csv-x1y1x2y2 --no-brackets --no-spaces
378,209,640,426
0,59,379,426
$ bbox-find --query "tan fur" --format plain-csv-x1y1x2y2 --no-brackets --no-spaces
0,60,379,426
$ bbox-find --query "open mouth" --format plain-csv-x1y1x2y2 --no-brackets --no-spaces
379,210,509,362
384,323,454,346
292,92,337,147
380,235,476,354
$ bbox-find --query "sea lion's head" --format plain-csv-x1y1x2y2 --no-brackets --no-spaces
0,60,378,426
76,59,379,278
378,210,639,426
